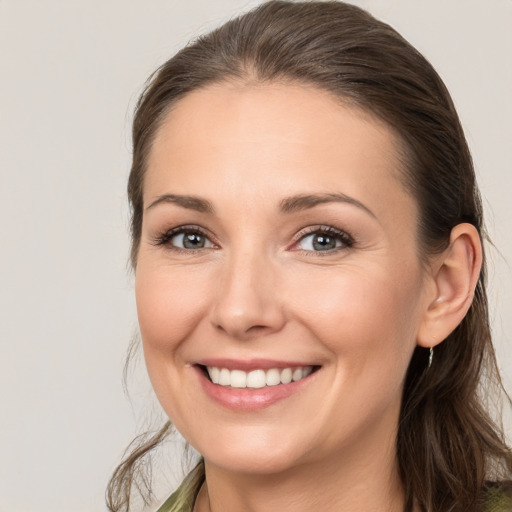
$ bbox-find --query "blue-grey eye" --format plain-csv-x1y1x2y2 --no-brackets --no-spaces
297,232,345,251
171,231,213,249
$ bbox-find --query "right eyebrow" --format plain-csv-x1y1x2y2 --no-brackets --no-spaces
145,194,215,214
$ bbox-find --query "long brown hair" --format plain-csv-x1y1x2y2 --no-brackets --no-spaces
107,2,512,511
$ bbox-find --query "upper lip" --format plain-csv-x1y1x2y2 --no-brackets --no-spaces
195,358,318,372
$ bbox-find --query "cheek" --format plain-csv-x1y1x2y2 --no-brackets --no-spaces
284,264,424,439
287,263,423,365
135,265,212,364
135,265,215,426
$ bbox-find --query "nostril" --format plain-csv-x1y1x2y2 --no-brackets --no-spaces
248,325,268,332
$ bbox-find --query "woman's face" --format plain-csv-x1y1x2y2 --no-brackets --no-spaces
136,82,432,475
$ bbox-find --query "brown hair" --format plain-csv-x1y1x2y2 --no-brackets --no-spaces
107,2,512,511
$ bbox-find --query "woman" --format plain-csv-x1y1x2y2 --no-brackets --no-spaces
107,1,512,511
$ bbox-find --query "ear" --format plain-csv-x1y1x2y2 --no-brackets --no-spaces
417,223,483,348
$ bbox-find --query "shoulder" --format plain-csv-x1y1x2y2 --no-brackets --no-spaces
155,461,205,512
483,481,512,512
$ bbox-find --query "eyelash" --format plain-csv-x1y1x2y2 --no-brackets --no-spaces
152,225,354,254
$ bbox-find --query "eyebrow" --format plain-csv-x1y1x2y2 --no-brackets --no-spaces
279,193,376,218
145,192,375,218
145,194,215,213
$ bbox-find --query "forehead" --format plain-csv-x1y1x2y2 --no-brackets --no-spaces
145,82,416,227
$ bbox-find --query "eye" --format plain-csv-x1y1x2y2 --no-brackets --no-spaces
294,227,353,252
154,226,215,251
171,231,213,249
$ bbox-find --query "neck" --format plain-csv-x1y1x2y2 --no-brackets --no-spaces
195,428,407,512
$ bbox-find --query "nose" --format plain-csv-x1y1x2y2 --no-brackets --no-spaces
210,250,286,340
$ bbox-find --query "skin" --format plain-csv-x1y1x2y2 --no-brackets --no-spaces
135,82,479,512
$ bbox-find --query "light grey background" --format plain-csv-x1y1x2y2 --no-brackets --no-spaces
1,1,511,511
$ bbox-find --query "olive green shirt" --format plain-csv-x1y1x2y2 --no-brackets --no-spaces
156,463,512,512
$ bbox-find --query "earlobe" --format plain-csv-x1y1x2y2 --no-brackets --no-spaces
417,223,483,348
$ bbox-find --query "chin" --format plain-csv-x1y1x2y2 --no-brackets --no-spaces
203,449,304,476
192,428,310,476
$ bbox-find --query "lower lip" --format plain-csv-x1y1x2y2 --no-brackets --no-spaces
195,366,316,411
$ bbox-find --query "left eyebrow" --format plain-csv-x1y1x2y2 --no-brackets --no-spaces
279,193,376,218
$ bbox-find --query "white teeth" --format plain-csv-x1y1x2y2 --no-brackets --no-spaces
210,367,220,384
219,368,231,386
266,368,281,386
205,365,315,388
292,368,303,381
280,368,292,384
230,370,247,388
246,369,266,389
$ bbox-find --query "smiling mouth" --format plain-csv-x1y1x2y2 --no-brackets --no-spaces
198,365,320,389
